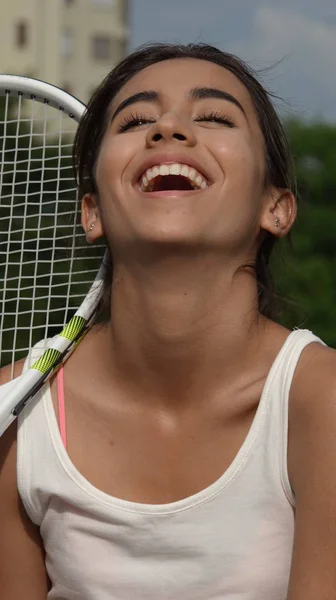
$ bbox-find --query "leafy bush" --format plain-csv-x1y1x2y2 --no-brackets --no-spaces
274,119,336,347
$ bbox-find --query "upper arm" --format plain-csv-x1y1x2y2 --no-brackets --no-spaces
287,344,336,600
0,363,50,598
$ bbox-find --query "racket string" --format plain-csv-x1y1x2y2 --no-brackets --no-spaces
0,87,104,372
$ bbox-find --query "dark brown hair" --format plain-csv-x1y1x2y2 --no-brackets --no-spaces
73,42,297,321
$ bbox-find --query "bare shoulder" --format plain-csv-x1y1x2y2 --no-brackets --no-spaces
0,359,50,597
286,341,336,599
0,358,25,385
289,340,336,424
288,340,336,488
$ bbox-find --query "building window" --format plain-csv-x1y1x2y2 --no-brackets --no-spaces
92,35,111,60
60,29,74,57
16,21,28,48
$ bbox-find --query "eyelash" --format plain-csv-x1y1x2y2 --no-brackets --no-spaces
117,112,154,132
195,111,235,128
117,110,236,132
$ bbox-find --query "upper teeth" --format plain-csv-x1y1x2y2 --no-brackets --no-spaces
140,163,208,191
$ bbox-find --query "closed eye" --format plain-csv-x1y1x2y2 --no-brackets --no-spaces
194,111,236,128
117,112,156,133
117,110,236,133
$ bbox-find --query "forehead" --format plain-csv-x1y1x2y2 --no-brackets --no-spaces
110,58,256,117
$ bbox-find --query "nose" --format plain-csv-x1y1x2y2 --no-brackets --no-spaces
145,112,197,148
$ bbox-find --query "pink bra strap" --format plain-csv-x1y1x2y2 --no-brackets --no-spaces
56,366,67,448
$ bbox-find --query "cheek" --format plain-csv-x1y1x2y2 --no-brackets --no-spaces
208,133,265,244
95,134,135,193
93,135,138,241
215,132,264,192
95,146,117,198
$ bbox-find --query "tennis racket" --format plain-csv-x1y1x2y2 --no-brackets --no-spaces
0,75,105,436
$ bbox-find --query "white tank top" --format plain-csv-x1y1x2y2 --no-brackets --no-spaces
17,328,325,600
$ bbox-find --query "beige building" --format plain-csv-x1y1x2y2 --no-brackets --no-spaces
0,0,129,103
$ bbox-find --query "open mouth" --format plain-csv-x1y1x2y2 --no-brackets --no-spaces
146,174,198,192
138,163,209,193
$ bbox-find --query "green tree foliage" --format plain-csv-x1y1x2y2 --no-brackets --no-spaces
274,119,336,347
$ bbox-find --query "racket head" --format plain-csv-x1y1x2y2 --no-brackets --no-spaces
0,75,105,375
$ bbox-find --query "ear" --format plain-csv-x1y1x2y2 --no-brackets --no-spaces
260,187,297,239
81,193,104,243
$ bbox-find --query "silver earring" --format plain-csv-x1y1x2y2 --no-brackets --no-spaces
88,222,95,232
275,217,280,228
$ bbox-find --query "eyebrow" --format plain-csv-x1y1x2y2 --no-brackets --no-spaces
189,87,247,117
111,91,159,122
110,86,247,122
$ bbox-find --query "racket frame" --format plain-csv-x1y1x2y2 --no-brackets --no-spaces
0,74,85,120
0,74,105,436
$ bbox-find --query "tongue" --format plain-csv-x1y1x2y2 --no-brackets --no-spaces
152,175,194,191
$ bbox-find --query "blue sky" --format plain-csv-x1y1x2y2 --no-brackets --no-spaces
130,0,336,122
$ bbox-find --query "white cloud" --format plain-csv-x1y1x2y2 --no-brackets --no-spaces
231,6,336,120
131,2,336,121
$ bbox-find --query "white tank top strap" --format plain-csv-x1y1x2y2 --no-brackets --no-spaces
17,339,60,524
265,328,326,506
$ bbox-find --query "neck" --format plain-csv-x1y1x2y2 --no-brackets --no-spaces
94,255,269,408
